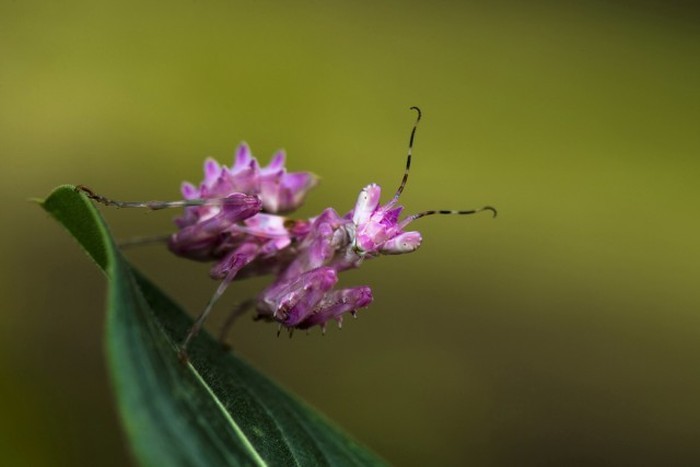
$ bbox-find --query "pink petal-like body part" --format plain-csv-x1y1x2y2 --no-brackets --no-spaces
168,193,262,260
170,142,319,278
352,184,381,225
379,231,422,254
297,287,373,329
209,242,260,280
258,267,338,326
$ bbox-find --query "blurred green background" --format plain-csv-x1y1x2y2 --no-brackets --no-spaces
2,0,699,465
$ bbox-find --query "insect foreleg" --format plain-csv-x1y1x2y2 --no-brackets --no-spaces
297,287,373,334
256,267,338,327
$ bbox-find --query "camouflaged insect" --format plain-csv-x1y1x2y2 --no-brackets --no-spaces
77,107,496,357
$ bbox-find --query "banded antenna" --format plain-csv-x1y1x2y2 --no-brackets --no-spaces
389,106,422,207
387,107,497,225
400,206,497,229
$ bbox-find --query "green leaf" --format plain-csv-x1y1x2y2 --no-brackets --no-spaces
40,185,386,467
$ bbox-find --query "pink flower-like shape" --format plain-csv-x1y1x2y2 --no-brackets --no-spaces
169,142,318,273
350,183,422,257
179,142,318,217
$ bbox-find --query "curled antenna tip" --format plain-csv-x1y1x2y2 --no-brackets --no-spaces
409,106,422,121
481,206,498,218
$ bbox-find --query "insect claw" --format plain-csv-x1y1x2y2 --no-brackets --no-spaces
276,324,282,337
351,310,358,318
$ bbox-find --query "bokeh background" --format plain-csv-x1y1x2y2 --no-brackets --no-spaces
2,0,699,465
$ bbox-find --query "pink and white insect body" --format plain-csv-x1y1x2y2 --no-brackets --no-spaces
78,107,495,355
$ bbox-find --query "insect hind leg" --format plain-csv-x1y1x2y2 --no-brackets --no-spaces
75,184,256,210
218,299,255,350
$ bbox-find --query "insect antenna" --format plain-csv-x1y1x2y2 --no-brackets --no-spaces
400,206,497,228
76,185,251,210
389,106,422,206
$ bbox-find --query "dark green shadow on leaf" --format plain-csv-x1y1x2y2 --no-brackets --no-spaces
40,185,386,467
